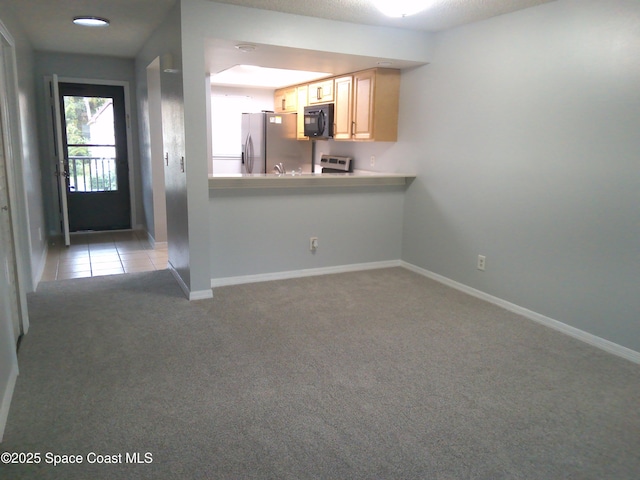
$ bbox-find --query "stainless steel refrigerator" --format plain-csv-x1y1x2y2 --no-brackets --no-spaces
241,112,312,174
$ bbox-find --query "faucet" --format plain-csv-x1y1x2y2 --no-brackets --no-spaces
273,163,285,174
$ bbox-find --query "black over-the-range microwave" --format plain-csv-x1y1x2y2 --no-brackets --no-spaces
303,103,334,139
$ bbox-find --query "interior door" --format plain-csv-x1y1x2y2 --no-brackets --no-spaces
51,74,70,246
57,83,131,231
0,52,21,343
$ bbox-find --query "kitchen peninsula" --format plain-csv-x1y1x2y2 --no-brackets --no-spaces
208,170,415,189
208,169,414,286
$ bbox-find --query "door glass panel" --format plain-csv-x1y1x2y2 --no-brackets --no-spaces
68,147,117,192
63,95,118,192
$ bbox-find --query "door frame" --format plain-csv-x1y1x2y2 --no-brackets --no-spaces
44,76,137,236
0,20,29,334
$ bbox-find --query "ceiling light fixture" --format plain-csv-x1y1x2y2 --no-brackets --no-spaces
235,44,257,53
73,16,110,27
371,0,434,18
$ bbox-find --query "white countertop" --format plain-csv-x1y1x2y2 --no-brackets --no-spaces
208,170,416,189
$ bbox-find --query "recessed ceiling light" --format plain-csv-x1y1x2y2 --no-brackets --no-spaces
235,44,257,53
73,16,110,27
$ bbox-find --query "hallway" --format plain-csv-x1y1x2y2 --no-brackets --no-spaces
41,230,168,281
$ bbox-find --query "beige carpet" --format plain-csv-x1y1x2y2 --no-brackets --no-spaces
2,268,639,479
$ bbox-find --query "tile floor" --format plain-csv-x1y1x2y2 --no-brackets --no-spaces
42,230,168,282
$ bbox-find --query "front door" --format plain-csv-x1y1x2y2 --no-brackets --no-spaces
58,83,131,231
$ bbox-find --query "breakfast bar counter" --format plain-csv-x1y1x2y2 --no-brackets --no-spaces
208,170,416,189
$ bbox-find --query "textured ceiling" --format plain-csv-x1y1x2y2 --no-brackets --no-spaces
210,0,555,33
4,0,555,58
4,0,177,58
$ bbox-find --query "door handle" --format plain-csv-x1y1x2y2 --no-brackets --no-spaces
1,205,8,212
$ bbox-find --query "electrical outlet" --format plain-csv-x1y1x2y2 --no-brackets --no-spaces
310,237,318,251
477,255,486,271
370,155,376,166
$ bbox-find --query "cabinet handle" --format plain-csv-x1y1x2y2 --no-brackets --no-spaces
351,121,356,136
180,156,185,173
165,152,169,166
317,87,322,100
282,98,286,110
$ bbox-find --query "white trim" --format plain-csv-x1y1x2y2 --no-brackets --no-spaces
168,263,213,301
189,289,214,301
0,362,18,442
211,260,402,287
147,234,168,250
401,261,640,365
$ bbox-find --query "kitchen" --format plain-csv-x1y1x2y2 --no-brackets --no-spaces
209,62,406,176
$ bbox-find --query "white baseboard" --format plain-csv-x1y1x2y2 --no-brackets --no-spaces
211,260,402,288
33,242,49,293
144,230,167,250
0,363,18,442
401,261,640,365
168,263,213,301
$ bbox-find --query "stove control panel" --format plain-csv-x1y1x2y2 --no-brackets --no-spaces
319,155,353,173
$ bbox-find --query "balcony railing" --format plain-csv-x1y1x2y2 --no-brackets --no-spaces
68,156,118,192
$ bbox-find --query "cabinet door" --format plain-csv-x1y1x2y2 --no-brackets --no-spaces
308,79,334,104
333,76,353,140
353,70,375,140
296,85,308,140
274,86,297,113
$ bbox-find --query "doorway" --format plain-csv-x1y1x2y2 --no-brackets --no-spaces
57,83,131,231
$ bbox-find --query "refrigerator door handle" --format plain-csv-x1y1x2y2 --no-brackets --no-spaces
247,133,254,174
243,132,252,173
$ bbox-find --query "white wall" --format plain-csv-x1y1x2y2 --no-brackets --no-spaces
396,0,640,352
0,8,46,292
178,0,433,295
136,2,192,292
209,186,405,281
145,59,167,245
0,5,46,440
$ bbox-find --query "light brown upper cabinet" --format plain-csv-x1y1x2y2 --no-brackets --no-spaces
308,79,334,104
334,68,400,142
296,85,308,140
333,75,353,140
274,68,400,142
274,86,297,113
